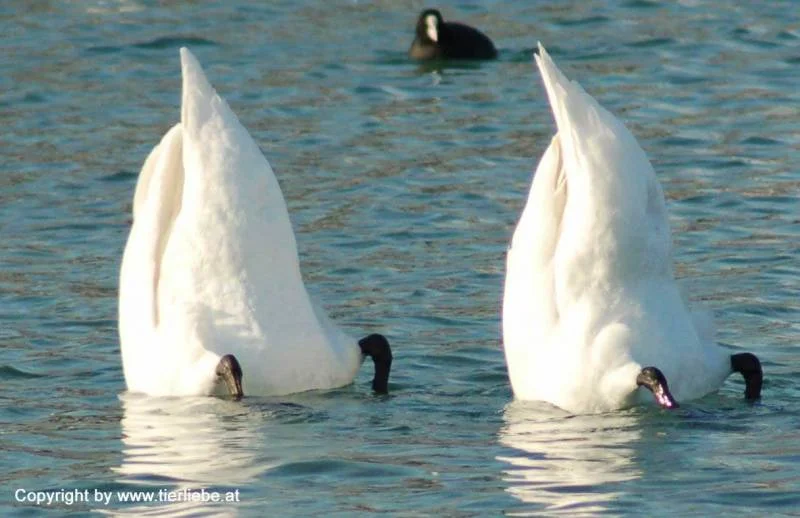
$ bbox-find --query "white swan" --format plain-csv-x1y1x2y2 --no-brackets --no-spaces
119,48,392,398
502,44,761,413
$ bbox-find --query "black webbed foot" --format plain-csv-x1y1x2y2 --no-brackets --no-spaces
636,366,679,409
358,334,392,394
216,354,243,400
730,352,762,400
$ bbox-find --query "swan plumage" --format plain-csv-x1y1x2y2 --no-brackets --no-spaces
119,48,391,397
502,44,761,413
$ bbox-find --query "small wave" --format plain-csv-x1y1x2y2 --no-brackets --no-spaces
86,45,123,54
0,365,44,379
554,15,611,28
627,37,675,49
132,36,219,50
101,170,138,182
87,36,218,55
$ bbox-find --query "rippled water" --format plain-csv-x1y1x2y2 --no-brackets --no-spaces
2,1,799,516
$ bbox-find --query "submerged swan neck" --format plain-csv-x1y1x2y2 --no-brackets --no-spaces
359,334,393,394
730,352,762,400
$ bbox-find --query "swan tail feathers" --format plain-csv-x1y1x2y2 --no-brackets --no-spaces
180,47,221,136
535,43,609,148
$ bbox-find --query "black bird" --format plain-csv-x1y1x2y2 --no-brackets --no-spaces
409,9,497,61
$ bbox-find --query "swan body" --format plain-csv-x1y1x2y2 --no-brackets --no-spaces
119,48,390,397
502,44,761,413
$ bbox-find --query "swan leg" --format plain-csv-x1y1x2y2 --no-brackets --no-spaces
358,334,393,394
216,354,243,400
730,353,762,400
636,367,678,409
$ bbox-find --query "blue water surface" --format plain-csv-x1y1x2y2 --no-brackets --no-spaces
1,0,799,516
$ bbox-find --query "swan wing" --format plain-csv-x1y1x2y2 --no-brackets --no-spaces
119,123,185,390
502,134,566,376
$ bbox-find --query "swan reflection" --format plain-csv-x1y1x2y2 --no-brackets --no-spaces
108,394,269,515
498,401,643,515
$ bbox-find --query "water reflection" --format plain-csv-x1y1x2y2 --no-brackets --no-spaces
498,401,642,515
109,394,269,515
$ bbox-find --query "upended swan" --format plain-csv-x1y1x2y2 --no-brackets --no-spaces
502,44,762,413
119,48,392,398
